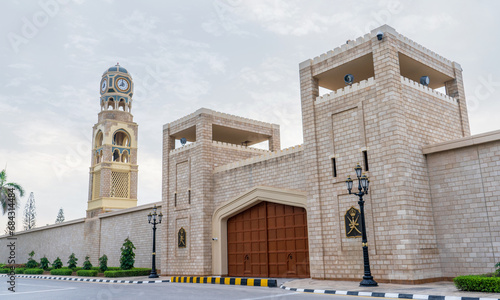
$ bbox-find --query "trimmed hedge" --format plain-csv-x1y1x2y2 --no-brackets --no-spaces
106,267,121,271
15,268,25,274
50,269,73,276
0,268,10,274
104,268,151,278
24,269,44,274
454,275,500,293
76,270,98,277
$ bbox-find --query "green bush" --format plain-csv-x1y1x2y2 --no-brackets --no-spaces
52,257,63,269
15,268,25,274
120,238,136,270
77,269,98,277
454,275,500,293
496,262,500,276
24,268,44,274
99,254,108,272
0,263,5,268
104,268,151,278
107,267,120,271
67,253,78,269
82,256,92,270
50,269,73,276
0,268,10,273
26,251,39,269
40,256,50,270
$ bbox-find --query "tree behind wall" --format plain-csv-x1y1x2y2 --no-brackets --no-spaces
0,168,25,215
55,208,65,223
23,192,36,230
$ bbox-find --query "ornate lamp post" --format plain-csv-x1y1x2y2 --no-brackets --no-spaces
147,204,163,278
346,164,378,287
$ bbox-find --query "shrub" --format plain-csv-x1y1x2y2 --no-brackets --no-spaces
120,238,136,270
77,269,98,277
82,256,92,270
26,251,38,269
15,268,25,274
454,275,500,293
104,268,151,278
99,254,108,272
0,268,10,274
107,267,120,271
50,269,73,276
52,257,63,269
0,263,5,268
40,256,50,270
496,262,500,276
24,268,44,275
67,253,78,269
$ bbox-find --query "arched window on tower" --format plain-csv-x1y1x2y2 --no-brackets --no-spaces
121,150,129,163
113,130,130,147
95,131,103,148
113,149,120,162
107,99,115,110
119,98,126,111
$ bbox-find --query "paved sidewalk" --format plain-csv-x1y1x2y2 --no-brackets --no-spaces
281,279,500,299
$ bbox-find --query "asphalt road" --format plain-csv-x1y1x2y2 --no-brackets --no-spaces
0,278,375,300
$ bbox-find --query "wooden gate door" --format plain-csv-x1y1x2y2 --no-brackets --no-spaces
227,202,309,278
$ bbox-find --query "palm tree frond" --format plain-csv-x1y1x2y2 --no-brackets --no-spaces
6,182,25,197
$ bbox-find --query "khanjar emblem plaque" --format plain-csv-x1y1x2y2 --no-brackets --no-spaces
345,206,362,238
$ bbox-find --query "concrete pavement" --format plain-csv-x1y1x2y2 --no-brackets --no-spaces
281,278,500,300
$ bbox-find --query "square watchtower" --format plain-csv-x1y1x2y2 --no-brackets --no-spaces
161,108,280,276
299,25,469,282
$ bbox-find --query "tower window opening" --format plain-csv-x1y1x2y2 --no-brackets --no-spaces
95,131,103,147
113,149,120,162
363,150,369,171
95,152,100,164
188,189,191,204
107,100,115,110
121,151,129,163
99,150,103,163
113,130,130,146
331,157,337,177
174,192,177,207
119,99,126,111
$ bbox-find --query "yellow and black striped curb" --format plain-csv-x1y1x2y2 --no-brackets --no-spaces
170,276,277,287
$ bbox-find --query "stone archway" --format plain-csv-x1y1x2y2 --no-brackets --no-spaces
211,186,308,277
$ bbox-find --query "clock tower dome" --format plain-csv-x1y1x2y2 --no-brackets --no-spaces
87,63,138,218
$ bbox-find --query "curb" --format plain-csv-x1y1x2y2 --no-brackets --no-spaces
280,285,500,300
171,276,277,287
1,274,170,284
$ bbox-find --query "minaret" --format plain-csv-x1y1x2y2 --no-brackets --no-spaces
87,63,138,218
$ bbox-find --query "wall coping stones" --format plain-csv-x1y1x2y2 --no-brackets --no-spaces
0,218,85,238
98,201,162,219
422,129,500,154
213,145,303,173
315,77,375,104
400,76,457,105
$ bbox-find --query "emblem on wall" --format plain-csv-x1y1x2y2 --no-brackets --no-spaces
345,206,362,238
178,227,186,248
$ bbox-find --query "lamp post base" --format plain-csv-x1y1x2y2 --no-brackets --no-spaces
149,272,159,278
360,276,378,287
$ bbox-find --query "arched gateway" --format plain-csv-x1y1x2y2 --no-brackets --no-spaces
212,186,310,278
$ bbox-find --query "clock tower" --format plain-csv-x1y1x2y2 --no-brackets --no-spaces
87,64,138,218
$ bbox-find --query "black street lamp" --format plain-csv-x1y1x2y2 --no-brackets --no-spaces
346,164,378,287
148,204,163,278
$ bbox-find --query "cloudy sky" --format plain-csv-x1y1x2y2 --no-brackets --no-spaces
1,0,499,230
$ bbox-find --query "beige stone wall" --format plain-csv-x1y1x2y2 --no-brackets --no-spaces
425,132,500,277
0,219,85,265
0,203,161,269
99,203,162,269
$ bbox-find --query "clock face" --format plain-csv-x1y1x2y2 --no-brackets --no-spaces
116,78,130,92
100,78,107,93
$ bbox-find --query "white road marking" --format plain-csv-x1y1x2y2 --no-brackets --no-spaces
0,287,76,295
243,292,301,300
